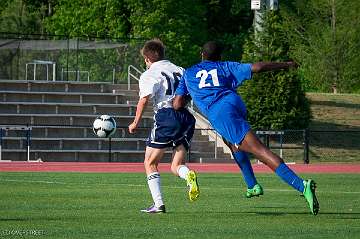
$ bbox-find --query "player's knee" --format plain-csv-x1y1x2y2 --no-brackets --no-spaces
170,164,179,176
144,158,156,170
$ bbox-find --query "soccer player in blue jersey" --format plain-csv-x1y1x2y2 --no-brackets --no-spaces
128,39,199,213
173,41,319,215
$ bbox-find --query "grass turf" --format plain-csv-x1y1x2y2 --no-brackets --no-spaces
0,172,359,239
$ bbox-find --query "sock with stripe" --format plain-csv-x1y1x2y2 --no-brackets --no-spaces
233,151,257,189
147,172,164,207
275,163,304,192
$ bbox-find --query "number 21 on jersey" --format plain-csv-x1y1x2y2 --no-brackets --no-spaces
196,69,219,89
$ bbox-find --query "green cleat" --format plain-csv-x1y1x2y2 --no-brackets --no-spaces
186,170,200,202
246,184,264,198
303,179,319,215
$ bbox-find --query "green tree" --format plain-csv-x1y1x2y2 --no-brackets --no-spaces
281,0,360,93
44,0,130,38
126,0,207,67
0,0,43,34
240,11,310,130
203,0,253,61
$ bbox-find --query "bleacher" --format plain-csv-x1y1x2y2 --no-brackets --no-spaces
0,79,231,163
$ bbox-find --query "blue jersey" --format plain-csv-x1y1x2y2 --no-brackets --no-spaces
175,61,252,117
175,60,253,145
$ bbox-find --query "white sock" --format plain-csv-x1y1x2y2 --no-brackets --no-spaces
147,172,164,207
177,165,190,180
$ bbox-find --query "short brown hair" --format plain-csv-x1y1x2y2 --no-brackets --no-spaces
141,39,165,62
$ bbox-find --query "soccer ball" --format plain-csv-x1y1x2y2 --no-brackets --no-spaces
93,115,116,138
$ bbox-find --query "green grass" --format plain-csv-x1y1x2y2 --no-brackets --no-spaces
0,172,359,239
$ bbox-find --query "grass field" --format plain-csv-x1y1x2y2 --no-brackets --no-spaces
0,172,359,239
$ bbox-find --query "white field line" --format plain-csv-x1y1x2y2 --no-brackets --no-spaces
1,178,360,194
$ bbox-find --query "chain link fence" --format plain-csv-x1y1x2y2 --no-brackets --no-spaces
241,129,359,163
308,130,360,162
0,33,144,83
0,124,359,162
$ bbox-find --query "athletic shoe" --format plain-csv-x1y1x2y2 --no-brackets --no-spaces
303,179,319,215
245,184,264,198
140,204,166,213
186,170,200,202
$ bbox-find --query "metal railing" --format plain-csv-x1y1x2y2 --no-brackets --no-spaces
25,60,56,81
0,34,144,83
0,126,32,162
127,65,142,90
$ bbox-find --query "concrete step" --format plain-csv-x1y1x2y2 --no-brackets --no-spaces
2,137,146,151
0,102,154,117
0,80,138,93
0,126,212,139
0,114,153,127
1,137,226,156
0,91,127,104
1,126,148,138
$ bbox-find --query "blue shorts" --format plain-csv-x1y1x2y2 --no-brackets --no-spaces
208,94,251,145
146,108,195,150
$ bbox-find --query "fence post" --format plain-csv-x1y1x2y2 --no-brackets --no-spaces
26,126,31,162
108,137,112,162
0,128,2,161
303,129,310,164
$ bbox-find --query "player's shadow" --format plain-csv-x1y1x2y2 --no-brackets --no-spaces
242,211,360,218
0,217,66,221
0,218,29,221
180,210,360,218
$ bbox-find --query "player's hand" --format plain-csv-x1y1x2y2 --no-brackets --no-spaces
128,122,137,134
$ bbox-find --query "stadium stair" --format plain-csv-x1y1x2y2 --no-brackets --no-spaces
0,80,232,162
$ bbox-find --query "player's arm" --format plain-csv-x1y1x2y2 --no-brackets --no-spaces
251,61,298,73
128,95,150,134
173,74,189,110
173,95,186,110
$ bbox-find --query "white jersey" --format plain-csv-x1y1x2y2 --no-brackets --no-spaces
139,60,184,113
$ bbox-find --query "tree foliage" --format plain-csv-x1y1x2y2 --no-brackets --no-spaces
0,0,43,34
202,0,253,61
240,11,310,130
0,0,359,93
125,0,207,67
44,0,130,38
281,0,360,93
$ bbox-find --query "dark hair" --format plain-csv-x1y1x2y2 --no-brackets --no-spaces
201,41,223,61
141,39,165,62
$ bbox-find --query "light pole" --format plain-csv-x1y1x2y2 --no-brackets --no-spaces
251,0,278,35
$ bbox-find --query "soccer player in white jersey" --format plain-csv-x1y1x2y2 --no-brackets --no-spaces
128,39,199,213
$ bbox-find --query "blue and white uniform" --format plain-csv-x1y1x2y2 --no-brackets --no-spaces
175,60,252,145
139,60,195,149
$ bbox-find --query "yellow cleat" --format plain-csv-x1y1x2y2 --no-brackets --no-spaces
186,170,200,202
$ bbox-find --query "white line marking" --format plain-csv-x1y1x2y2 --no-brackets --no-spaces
1,178,360,194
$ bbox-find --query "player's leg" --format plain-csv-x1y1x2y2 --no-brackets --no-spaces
141,146,166,213
170,144,199,202
237,130,319,215
223,137,262,198
172,107,199,201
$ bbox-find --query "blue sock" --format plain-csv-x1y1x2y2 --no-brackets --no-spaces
275,163,304,192
233,151,257,189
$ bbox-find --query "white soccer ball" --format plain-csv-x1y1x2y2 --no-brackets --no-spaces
93,115,116,138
